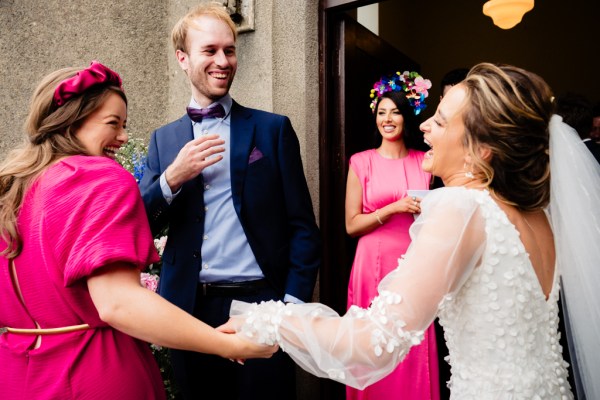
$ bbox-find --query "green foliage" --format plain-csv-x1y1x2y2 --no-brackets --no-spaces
151,345,181,400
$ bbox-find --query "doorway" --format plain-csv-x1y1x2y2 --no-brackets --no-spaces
318,0,419,314
318,1,421,398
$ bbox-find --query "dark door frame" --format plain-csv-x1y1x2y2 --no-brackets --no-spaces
316,3,381,398
315,5,452,400
318,0,381,311
318,0,417,314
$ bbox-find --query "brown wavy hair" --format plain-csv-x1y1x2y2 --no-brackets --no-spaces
0,66,127,258
462,63,554,211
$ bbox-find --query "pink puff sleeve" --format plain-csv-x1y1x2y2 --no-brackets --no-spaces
39,156,160,286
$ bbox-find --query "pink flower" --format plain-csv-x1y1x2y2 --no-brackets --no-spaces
398,71,410,83
413,76,432,97
141,272,159,292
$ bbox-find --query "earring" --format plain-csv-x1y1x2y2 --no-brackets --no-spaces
464,163,474,179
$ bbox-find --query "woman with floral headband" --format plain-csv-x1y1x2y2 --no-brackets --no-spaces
224,63,600,399
0,62,275,400
345,71,438,400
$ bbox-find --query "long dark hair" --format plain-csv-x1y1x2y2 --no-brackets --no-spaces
373,90,427,151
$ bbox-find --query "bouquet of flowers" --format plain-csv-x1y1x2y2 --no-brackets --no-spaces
115,137,148,183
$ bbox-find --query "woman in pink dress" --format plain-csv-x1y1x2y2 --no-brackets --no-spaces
345,74,439,399
0,62,275,399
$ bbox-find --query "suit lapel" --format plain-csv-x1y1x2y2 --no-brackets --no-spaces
173,114,194,152
230,102,255,214
172,114,203,191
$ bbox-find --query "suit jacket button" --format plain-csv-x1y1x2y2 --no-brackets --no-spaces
193,251,200,258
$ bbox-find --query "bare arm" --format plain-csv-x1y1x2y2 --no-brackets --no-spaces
87,264,276,360
345,168,422,237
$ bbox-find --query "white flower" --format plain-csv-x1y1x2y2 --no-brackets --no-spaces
154,236,168,256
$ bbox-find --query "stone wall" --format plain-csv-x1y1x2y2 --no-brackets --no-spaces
0,0,169,156
0,1,321,397
0,0,320,219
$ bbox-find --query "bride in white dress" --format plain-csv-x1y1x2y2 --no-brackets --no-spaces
224,63,599,399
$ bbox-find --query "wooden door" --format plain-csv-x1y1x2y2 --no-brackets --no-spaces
320,13,419,313
317,9,420,398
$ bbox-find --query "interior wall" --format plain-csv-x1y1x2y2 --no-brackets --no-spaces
357,3,379,35
377,0,599,117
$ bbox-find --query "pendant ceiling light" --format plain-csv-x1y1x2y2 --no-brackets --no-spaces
483,0,534,29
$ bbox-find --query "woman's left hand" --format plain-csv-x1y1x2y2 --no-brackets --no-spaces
395,195,421,214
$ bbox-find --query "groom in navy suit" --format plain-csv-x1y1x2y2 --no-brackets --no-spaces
139,4,321,400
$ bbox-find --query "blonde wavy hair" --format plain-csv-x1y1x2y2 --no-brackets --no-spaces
0,66,126,258
462,63,554,211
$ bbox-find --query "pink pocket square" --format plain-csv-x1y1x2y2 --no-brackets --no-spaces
248,147,264,164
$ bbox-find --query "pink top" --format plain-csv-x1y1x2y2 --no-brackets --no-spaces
347,147,432,306
346,149,438,400
0,156,163,399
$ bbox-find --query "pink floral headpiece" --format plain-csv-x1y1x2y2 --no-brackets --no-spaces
53,61,123,108
370,71,432,115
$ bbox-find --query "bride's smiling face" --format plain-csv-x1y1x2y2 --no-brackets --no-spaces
419,84,471,186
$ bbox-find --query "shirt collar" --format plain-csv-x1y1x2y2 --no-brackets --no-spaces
189,94,233,118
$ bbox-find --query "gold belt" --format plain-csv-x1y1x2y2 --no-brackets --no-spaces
5,324,91,335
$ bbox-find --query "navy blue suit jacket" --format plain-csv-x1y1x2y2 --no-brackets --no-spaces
139,101,321,314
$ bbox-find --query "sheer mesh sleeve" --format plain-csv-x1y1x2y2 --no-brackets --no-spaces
231,188,487,389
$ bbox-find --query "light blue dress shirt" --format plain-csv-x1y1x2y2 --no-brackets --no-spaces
159,95,302,303
160,94,263,283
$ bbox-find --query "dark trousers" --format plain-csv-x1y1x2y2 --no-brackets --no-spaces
170,285,296,400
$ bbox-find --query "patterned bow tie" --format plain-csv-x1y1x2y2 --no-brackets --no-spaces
186,104,226,122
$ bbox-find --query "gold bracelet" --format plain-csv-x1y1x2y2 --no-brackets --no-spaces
374,209,384,225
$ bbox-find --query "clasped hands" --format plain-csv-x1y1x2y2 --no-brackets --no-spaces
217,317,277,365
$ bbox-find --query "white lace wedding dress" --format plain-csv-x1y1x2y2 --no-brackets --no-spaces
231,187,573,399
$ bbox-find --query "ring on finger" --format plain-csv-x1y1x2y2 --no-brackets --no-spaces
411,196,417,201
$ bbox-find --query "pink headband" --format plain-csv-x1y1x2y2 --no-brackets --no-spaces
52,61,123,108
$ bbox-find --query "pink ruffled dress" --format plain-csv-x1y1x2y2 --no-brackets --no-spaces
347,149,439,400
0,156,163,399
